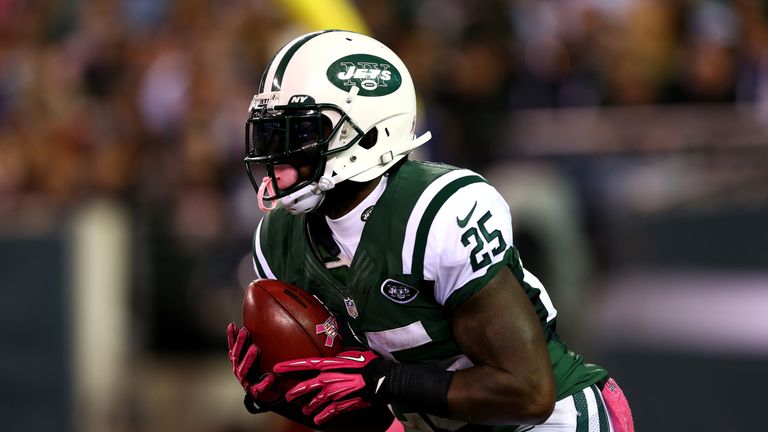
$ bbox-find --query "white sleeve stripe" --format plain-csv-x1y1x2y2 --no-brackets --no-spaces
523,268,557,322
402,169,478,274
253,219,276,279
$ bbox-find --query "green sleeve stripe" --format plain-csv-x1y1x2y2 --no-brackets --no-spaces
252,218,275,279
573,389,589,432
442,247,515,311
252,249,266,279
410,176,485,280
251,222,267,278
593,385,609,431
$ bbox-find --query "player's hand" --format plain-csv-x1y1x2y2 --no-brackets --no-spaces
227,322,280,406
273,350,386,425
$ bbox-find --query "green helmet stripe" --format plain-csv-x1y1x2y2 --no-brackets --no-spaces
257,51,279,93
411,176,486,279
271,29,341,91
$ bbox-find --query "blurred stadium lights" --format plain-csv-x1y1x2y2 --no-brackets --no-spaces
503,105,768,156
595,271,768,355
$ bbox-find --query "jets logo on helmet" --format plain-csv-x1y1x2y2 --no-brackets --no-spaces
326,54,402,96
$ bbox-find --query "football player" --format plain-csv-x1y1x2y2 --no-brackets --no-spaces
227,30,634,432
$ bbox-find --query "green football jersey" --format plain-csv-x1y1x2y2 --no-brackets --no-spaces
252,160,607,431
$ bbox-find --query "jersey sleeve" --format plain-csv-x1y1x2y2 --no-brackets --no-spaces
422,181,514,310
252,217,277,280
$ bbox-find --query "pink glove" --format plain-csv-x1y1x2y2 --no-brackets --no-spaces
227,322,279,405
273,350,383,425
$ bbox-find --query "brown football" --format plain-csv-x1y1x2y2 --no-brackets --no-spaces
241,279,343,395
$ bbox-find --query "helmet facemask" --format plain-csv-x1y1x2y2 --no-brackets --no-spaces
244,99,366,206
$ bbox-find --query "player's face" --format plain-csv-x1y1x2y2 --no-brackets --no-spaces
267,116,331,189
272,163,314,190
248,109,334,197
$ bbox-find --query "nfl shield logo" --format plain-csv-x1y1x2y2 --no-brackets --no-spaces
344,297,359,319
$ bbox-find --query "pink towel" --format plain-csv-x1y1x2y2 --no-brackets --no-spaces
601,378,635,432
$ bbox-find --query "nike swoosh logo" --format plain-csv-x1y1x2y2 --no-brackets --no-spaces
337,354,366,362
456,201,477,228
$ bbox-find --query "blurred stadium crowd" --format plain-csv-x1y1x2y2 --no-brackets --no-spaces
2,0,767,221
1,0,767,350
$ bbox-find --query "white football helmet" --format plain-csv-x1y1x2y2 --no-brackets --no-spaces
245,30,431,214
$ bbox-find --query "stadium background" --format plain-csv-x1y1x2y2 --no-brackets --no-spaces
1,0,767,430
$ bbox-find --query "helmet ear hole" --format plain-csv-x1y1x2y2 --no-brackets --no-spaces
358,127,378,150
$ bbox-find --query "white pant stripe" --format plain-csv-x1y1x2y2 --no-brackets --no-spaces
585,385,599,432
592,385,614,432
527,385,614,432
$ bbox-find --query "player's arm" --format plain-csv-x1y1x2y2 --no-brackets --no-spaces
423,178,554,424
447,265,555,424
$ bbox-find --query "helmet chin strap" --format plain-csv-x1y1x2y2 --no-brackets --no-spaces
278,157,338,214
255,159,338,215
280,185,325,215
289,130,434,214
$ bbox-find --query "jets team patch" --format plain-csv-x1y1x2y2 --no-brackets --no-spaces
380,279,418,304
361,205,374,222
326,54,401,96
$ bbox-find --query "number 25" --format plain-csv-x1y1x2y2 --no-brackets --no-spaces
461,211,507,272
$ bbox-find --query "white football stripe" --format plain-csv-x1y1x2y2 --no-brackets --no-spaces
402,169,477,275
586,385,600,432
523,268,558,322
253,218,276,279
364,321,432,358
